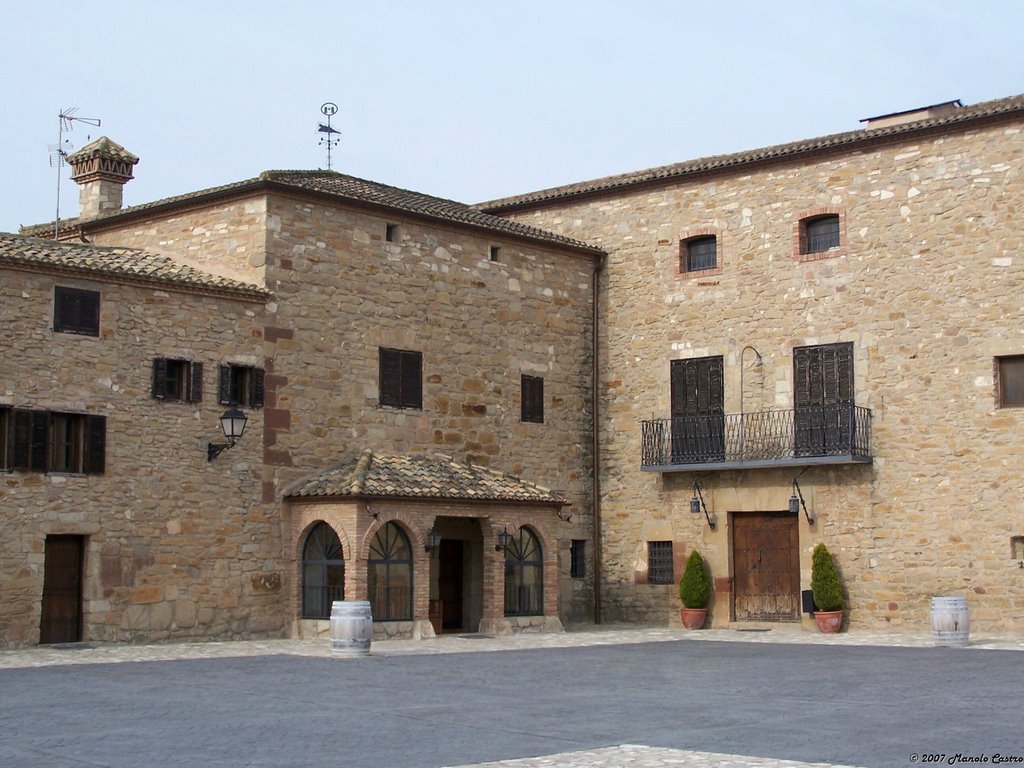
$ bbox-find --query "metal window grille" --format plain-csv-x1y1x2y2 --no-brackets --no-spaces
648,541,674,585
685,236,717,272
802,215,840,253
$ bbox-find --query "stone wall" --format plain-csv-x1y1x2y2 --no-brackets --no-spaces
496,118,1024,632
0,267,282,645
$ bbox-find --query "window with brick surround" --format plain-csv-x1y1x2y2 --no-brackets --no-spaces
302,522,345,619
801,214,841,254
379,348,422,410
368,522,412,621
681,235,717,273
153,358,203,402
648,541,674,585
997,355,1024,408
505,527,543,616
521,374,544,423
570,539,586,579
53,286,100,336
218,364,264,408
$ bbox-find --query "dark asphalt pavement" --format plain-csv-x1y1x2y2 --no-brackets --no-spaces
0,640,1019,767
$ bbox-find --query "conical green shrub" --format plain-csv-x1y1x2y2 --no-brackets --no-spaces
678,550,710,609
810,543,843,611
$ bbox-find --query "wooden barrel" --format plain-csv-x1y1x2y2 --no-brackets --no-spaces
330,600,372,657
930,596,969,647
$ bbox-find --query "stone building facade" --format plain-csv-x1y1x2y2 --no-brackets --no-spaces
481,94,1024,633
5,153,600,646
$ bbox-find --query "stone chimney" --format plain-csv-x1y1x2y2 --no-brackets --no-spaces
66,137,139,220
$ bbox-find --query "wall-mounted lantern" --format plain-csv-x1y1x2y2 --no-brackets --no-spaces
424,528,442,553
207,406,247,462
689,478,716,530
495,526,513,552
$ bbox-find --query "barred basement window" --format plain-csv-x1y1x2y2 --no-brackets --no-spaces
801,214,841,254
997,355,1024,408
648,541,674,585
379,348,422,410
53,286,100,336
681,235,717,273
570,539,586,579
218,364,264,408
521,374,544,423
153,358,203,402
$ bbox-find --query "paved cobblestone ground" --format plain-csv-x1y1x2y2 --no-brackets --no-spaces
1,625,1020,768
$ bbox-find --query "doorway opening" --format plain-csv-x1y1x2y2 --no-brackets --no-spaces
731,511,799,622
40,535,85,644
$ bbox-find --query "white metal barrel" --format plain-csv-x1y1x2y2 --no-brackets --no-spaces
330,600,372,657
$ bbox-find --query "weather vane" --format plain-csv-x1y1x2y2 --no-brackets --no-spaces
49,107,101,239
317,102,341,170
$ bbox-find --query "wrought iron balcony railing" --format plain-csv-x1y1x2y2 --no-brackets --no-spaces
641,404,872,471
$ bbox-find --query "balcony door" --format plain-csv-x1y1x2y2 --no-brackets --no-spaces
670,356,725,463
793,342,854,457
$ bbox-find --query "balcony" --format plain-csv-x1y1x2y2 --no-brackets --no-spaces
641,405,872,472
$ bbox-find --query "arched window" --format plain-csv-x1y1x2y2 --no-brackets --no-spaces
302,522,345,619
505,528,543,617
368,522,413,621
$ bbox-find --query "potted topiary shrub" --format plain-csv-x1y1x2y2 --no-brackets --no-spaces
678,550,710,629
810,543,843,633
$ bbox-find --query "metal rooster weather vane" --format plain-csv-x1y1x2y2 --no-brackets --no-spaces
50,107,101,238
317,102,341,170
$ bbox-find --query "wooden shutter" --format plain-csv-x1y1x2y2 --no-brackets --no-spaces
252,367,265,408
794,343,853,406
400,352,422,409
671,357,723,417
84,416,106,475
522,375,544,423
189,362,204,403
152,358,168,399
218,365,231,405
12,410,49,472
379,349,402,407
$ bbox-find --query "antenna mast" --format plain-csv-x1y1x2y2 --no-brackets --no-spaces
50,107,101,239
317,102,341,170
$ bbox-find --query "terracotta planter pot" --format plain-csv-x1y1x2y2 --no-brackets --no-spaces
814,609,843,633
680,607,707,630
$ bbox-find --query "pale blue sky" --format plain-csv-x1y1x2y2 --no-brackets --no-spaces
3,1,1023,233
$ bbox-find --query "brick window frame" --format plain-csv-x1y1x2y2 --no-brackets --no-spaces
794,207,847,262
678,228,723,278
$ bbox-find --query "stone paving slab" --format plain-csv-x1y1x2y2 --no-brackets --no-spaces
0,624,1021,670
446,745,866,768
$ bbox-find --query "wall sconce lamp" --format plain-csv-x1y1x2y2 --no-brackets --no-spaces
556,507,572,523
690,479,716,530
424,528,442,553
207,406,248,462
790,469,814,524
495,526,513,552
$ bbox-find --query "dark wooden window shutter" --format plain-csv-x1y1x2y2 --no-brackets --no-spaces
218,365,231,405
12,410,32,470
152,358,168,399
670,357,723,417
252,368,265,408
84,415,106,475
522,375,544,423
189,362,203,403
379,349,403,408
400,353,421,409
54,287,100,336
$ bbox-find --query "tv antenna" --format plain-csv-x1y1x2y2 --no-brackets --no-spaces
49,107,101,239
317,102,341,170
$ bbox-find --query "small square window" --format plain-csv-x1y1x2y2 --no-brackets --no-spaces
218,364,265,408
385,223,399,243
489,245,501,262
54,286,100,336
153,358,203,402
521,375,544,423
681,236,717,273
801,214,841,254
570,540,586,579
998,355,1024,408
379,348,423,410
648,541,674,585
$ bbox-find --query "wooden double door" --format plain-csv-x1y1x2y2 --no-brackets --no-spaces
40,536,84,644
732,512,800,622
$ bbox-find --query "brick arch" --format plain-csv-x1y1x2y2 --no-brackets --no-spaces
295,517,352,563
359,512,420,560
499,517,554,561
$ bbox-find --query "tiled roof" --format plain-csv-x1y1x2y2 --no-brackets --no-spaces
0,232,268,297
285,449,568,506
477,93,1024,212
23,172,604,257
66,136,139,165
